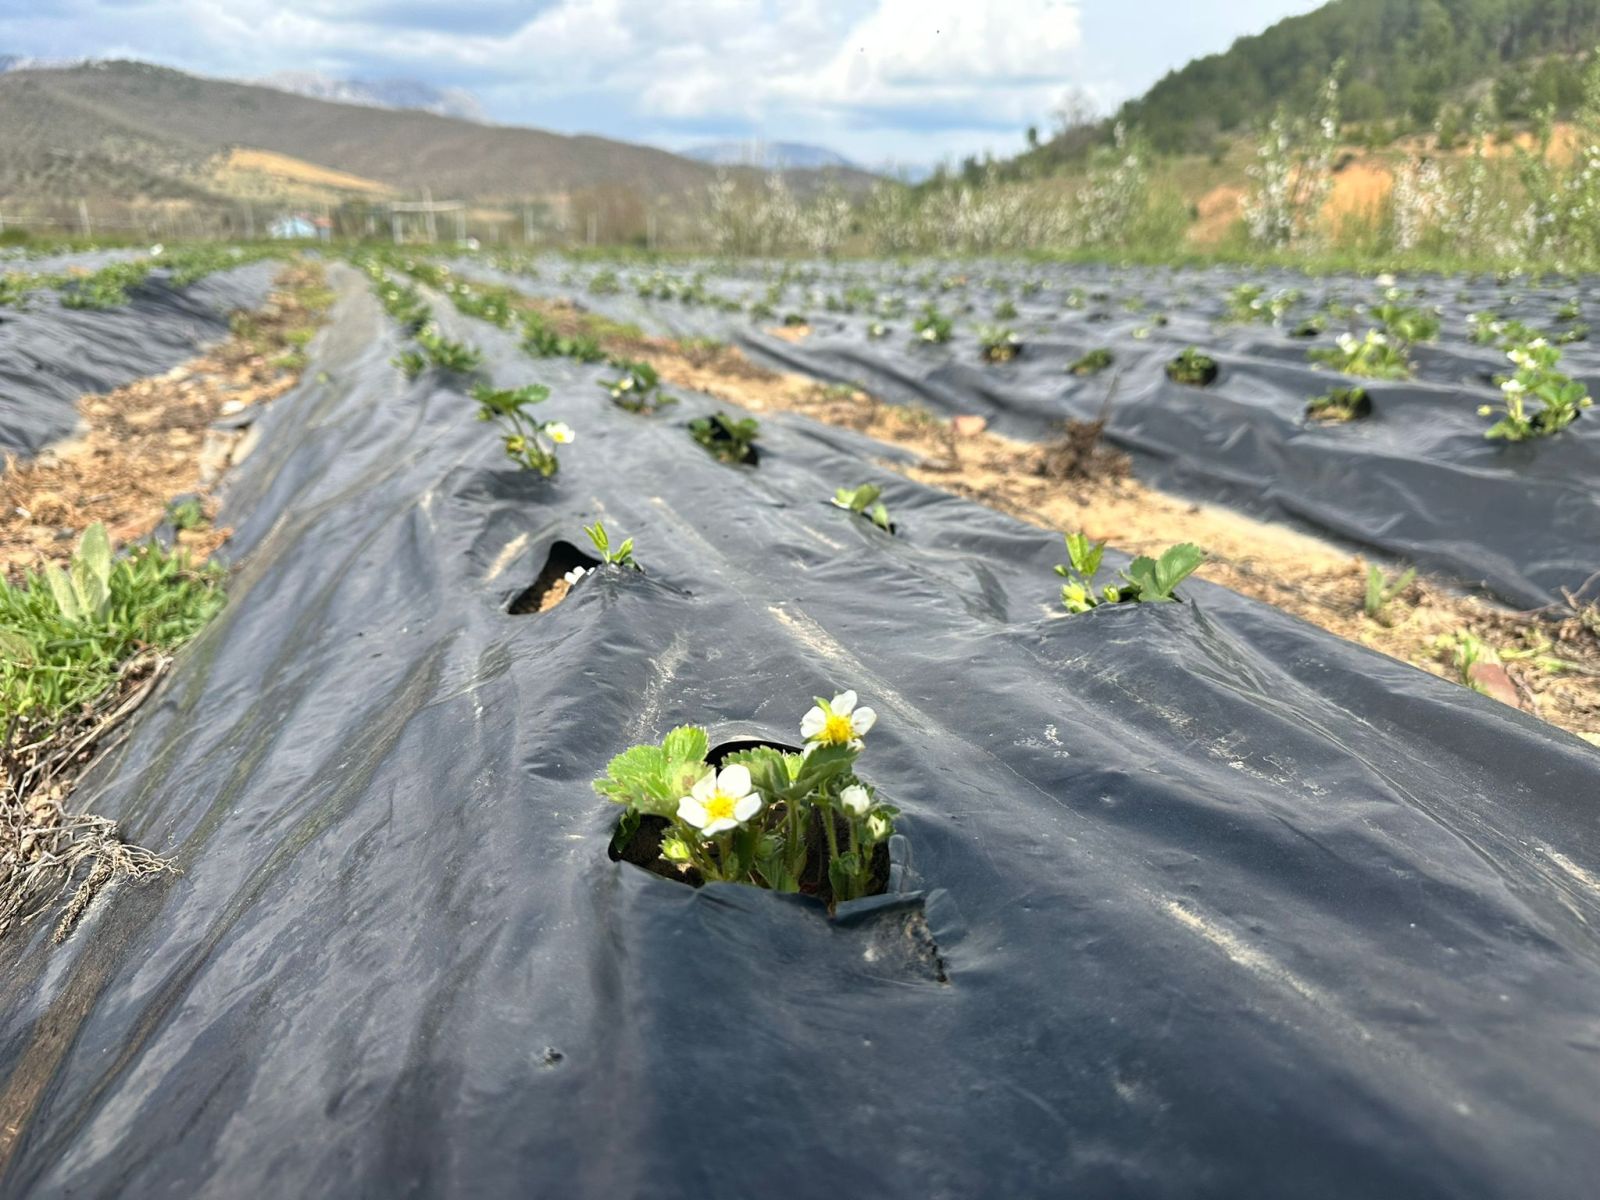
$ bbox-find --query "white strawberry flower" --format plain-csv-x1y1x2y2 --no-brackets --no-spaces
840,784,873,816
866,813,892,843
1502,378,1527,396
678,765,761,835
545,422,575,445
800,690,877,749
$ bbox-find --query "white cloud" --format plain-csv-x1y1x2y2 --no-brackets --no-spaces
0,0,1311,164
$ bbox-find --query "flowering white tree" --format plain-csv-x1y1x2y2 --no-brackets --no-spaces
796,180,853,257
1073,123,1149,247
1244,65,1341,248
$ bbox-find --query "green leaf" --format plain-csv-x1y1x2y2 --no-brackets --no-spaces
661,726,708,766
78,523,112,589
1065,532,1104,578
593,744,676,815
1154,543,1205,595
793,743,858,793
0,629,35,666
720,746,789,799
46,566,81,623
1120,555,1162,600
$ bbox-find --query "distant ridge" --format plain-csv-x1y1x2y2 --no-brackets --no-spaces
260,72,488,123
683,140,858,172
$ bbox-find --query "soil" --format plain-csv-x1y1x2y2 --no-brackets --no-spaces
518,297,1600,745
507,540,599,614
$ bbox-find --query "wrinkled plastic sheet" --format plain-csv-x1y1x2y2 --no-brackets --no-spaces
467,257,1600,608
1,265,1597,1199
0,263,276,459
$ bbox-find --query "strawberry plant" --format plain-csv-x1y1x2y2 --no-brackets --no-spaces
1479,338,1592,440
831,484,892,532
1309,331,1411,379
1069,348,1114,375
1055,533,1205,613
689,412,760,465
59,261,153,310
1371,290,1440,343
913,306,953,345
393,349,427,380
1224,283,1300,324
1306,386,1372,422
471,382,573,476
417,327,482,375
596,691,896,905
977,325,1022,363
1166,347,1219,386
601,360,676,413
584,521,639,570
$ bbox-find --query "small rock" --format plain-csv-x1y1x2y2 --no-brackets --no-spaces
1468,662,1523,709
952,415,988,437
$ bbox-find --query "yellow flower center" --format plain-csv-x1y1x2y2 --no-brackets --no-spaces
821,713,855,744
702,791,738,823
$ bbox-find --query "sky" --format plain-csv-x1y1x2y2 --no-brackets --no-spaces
0,0,1325,167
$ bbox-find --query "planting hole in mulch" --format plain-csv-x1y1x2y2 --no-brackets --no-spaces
608,738,894,909
508,540,600,614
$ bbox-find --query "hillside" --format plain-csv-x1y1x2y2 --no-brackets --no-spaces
1121,0,1600,152
0,60,719,206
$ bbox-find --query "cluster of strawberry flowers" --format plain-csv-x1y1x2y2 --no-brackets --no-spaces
1481,336,1592,441
595,691,897,905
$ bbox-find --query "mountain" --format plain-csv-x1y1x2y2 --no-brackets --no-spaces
1120,0,1600,152
260,72,487,123
0,60,717,204
683,141,857,171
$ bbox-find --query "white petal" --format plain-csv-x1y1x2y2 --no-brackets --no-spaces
851,706,877,735
717,764,752,798
690,770,717,802
677,797,708,829
841,785,871,815
800,707,826,737
733,794,762,822
702,816,737,835
831,690,857,715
